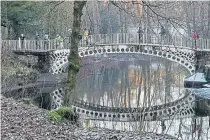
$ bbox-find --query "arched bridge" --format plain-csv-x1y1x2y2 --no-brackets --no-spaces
8,33,210,75
5,33,210,122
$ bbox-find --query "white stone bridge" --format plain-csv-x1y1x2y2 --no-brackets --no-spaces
3,33,210,122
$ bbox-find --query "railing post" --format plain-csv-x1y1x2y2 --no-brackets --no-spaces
24,40,26,50
206,39,208,50
200,39,202,50
18,38,21,49
52,40,54,50
181,37,183,47
8,40,9,50
31,40,32,50
98,34,101,44
34,40,36,50
143,34,145,44
49,40,51,50
205,39,206,49
116,33,118,43
2,40,4,51
30,40,32,50
28,40,30,50
33,40,35,50
14,40,17,50
6,40,8,50
110,34,113,44
40,40,42,50
89,35,92,45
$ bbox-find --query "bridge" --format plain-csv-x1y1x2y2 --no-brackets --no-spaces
2,33,210,123
3,33,210,73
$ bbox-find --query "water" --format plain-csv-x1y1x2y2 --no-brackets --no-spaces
72,54,210,139
75,55,188,108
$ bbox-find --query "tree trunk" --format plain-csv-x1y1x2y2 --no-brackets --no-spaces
137,70,142,108
183,2,191,36
119,70,124,107
207,1,210,37
67,1,87,104
199,3,205,37
142,66,147,107
165,60,171,103
192,2,196,31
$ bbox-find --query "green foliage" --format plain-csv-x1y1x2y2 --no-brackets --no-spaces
70,61,80,72
48,111,62,123
1,1,47,38
48,106,74,124
56,106,72,117
1,1,75,39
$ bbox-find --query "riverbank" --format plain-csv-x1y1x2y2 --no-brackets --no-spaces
1,95,178,140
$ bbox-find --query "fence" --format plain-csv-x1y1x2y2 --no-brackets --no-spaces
1,39,70,51
2,33,210,51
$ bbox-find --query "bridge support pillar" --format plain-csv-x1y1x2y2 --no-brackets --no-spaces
195,51,209,73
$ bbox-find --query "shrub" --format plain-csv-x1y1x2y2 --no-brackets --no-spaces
56,107,72,118
48,111,62,123
48,106,78,124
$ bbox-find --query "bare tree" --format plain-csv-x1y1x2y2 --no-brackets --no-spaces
67,1,87,104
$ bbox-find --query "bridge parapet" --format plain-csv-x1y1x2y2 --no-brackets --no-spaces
2,33,210,51
89,33,210,50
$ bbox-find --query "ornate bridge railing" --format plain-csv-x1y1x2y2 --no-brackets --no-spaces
1,39,70,51
2,33,210,51
88,33,210,50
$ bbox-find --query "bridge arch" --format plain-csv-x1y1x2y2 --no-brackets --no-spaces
49,85,210,121
49,44,196,75
49,86,207,121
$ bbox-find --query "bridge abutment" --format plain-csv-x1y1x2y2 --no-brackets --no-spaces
195,51,210,72
37,55,51,73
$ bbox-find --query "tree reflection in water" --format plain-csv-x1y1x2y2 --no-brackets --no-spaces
74,55,188,108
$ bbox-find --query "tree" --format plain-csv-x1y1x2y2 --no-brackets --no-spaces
41,1,74,39
67,1,87,104
1,1,47,39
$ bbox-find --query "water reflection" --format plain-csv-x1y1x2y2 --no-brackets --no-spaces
73,55,209,140
74,55,189,108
